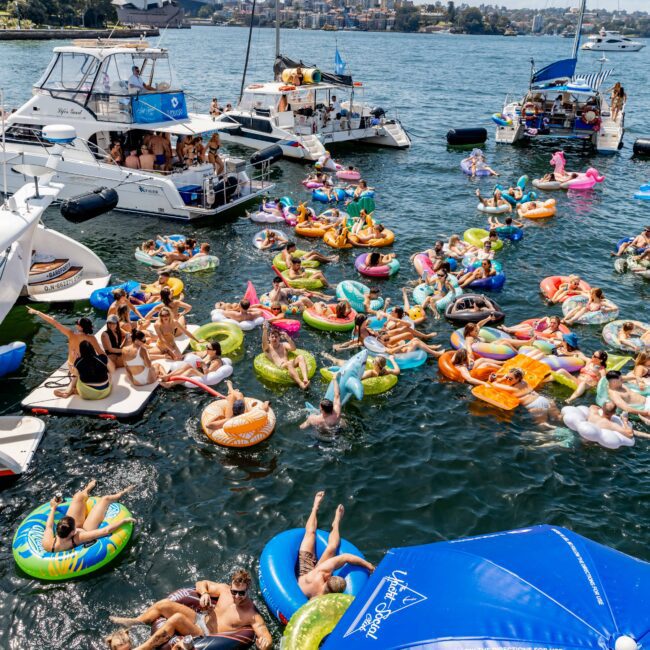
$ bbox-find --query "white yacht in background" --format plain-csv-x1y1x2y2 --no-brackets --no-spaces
582,29,645,52
493,0,624,154
0,39,273,221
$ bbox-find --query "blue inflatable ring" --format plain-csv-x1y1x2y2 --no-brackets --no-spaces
259,528,369,625
312,188,347,203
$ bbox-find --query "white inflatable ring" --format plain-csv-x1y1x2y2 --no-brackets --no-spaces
561,405,634,450
211,309,265,331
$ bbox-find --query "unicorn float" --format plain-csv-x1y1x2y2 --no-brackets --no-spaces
550,150,605,190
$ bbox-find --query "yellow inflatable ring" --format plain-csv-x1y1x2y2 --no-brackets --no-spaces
323,229,353,249
201,398,276,447
348,228,395,248
189,322,244,355
518,199,556,220
254,349,316,384
295,223,332,238
144,276,184,297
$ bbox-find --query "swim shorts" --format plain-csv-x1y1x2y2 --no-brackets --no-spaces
298,550,317,576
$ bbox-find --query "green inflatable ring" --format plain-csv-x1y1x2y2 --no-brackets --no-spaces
13,497,133,581
190,322,244,356
320,361,399,396
254,349,316,384
463,228,504,251
281,269,325,290
283,593,353,650
303,307,356,333
273,251,320,271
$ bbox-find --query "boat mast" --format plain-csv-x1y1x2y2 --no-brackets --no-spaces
571,0,587,59
275,0,280,59
239,0,257,102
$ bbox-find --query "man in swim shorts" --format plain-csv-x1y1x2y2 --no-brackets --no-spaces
282,241,338,265
300,374,341,431
108,569,272,650
612,226,650,257
297,491,375,600
605,371,650,425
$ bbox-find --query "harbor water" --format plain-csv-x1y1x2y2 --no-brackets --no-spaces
0,27,649,648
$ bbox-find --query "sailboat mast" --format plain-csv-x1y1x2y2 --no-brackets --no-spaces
239,0,257,102
275,0,280,59
571,0,587,59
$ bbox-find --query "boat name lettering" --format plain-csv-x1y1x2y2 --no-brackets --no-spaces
138,186,159,195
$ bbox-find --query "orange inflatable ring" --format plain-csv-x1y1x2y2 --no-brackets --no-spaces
518,199,556,220
348,228,395,248
279,85,296,91
438,350,499,383
295,222,332,238
324,229,353,249
539,276,591,303
201,398,276,448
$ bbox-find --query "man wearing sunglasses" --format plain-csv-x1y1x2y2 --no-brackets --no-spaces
108,570,272,650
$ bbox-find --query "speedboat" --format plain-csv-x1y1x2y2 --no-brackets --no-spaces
493,0,624,154
212,56,411,162
582,29,645,52
0,39,273,221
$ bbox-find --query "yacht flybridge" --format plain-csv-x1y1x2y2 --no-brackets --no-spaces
212,56,411,162
582,29,645,52
0,39,273,221
494,0,624,154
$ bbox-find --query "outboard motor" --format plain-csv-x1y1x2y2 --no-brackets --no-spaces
211,176,239,207
633,138,650,157
250,144,283,169
60,187,119,223
371,107,386,119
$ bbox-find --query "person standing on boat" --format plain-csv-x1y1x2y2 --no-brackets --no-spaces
128,66,155,93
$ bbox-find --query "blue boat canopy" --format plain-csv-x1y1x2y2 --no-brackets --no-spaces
324,525,650,649
531,58,577,86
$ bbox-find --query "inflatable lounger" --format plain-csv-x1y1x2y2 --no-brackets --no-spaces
21,325,198,419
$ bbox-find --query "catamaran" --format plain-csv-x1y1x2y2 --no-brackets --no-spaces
0,39,273,221
493,0,624,154
211,6,410,161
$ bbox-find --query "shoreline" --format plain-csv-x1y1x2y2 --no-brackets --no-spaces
0,27,159,41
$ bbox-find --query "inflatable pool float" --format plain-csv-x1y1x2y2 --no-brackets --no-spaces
280,269,325,290
412,252,456,278
437,350,499,383
602,320,649,353
253,350,316,384
273,251,320,271
460,157,492,177
295,222,332,238
491,112,512,127
189,322,244,356
143,277,184,298
169,354,233,388
634,183,650,200
354,253,399,278
248,209,285,224
336,280,383,313
495,225,524,241
508,317,570,341
518,198,556,220
253,229,286,250
302,179,323,189
562,295,619,325
495,177,536,206
150,587,255,649
90,280,141,311
201,397,275,447
323,229,353,249
320,362,398,396
321,350,367,406
134,248,166,268
532,178,562,191
303,306,357,332
336,169,361,181
539,276,591,303
348,229,395,248
177,255,219,273
562,405,634,450
450,326,516,361
477,202,511,214
468,269,505,292
0,341,27,378
413,276,463,311
363,337,428,370
444,294,505,325
155,235,199,255
282,594,353,650
463,228,504,251
13,497,133,580
520,345,584,373
210,309,265,331
312,188,347,203
259,528,369,624
560,168,604,190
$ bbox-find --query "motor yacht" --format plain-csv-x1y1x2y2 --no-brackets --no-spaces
582,29,645,52
0,39,273,221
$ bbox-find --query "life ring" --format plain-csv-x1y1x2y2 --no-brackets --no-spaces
13,498,133,581
562,405,634,450
303,305,357,332
532,178,562,191
354,253,399,278
336,169,361,182
259,528,369,624
279,85,296,91
134,248,166,268
280,269,325,290
189,322,244,355
253,229,285,251
583,108,600,125
509,317,570,340
253,350,316,384
283,594,354,649
476,202,511,215
320,364,397,396
201,397,275,447
150,587,255,650
272,250,320,271
336,280,383,313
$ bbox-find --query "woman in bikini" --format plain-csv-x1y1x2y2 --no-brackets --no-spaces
123,330,158,386
150,307,202,361
207,133,224,175
42,480,134,553
102,315,126,368
553,349,608,403
144,286,192,329
549,274,587,304
108,288,144,321
625,352,650,391
562,288,617,325
333,314,372,352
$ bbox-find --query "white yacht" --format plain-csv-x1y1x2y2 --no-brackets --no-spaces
0,39,273,221
494,0,623,154
582,29,645,52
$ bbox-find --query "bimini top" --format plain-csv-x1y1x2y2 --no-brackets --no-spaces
323,524,650,649
243,81,352,96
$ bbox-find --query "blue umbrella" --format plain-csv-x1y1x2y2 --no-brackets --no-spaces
324,525,650,650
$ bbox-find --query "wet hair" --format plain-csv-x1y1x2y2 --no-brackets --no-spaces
76,317,94,335
622,321,634,332
207,341,222,355
240,299,250,310
231,569,251,587
132,330,146,343
368,252,381,266
232,399,246,416
160,286,173,306
335,302,348,319
393,306,404,319
452,349,468,365
606,370,621,381
325,576,346,594
320,398,334,414
186,238,197,249
353,314,367,342
78,340,96,360
56,515,76,539
376,224,385,233
105,629,130,650
591,288,604,299
368,287,380,296
201,243,210,253
488,230,498,239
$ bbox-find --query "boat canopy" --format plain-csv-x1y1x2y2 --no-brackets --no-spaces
531,57,577,87
134,113,220,135
273,54,353,87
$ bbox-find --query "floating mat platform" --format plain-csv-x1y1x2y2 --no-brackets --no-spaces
21,325,197,419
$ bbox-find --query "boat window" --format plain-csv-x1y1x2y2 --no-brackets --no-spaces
3,123,52,147
230,114,273,133
240,92,278,112
605,39,620,43
40,52,99,100
91,52,179,96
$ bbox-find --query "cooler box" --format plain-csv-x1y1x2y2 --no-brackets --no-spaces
177,185,202,205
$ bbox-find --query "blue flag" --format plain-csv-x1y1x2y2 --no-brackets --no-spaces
334,47,346,76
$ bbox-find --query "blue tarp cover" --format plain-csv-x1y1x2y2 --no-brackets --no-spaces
324,525,650,649
531,58,577,86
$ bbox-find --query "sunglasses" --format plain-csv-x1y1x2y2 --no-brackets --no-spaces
231,588,247,597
